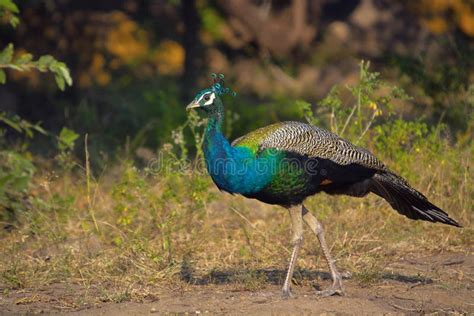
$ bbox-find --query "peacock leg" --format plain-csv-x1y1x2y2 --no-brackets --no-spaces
302,204,345,297
282,205,304,299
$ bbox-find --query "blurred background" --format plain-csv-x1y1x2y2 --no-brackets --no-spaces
1,0,473,162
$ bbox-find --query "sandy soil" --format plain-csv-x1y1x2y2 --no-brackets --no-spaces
1,252,472,315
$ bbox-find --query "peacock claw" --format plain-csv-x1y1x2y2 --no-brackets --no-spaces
315,287,344,297
281,288,293,299
315,278,345,297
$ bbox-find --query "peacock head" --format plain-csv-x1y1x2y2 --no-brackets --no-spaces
186,73,236,114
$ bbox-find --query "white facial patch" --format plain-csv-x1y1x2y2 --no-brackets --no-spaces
197,92,215,106
204,93,215,105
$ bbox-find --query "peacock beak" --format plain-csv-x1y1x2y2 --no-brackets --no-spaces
186,100,200,111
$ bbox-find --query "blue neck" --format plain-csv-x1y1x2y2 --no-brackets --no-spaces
202,115,273,194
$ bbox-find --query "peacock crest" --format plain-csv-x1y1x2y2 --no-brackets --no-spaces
210,73,236,97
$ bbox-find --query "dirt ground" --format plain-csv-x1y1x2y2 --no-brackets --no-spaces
1,252,472,315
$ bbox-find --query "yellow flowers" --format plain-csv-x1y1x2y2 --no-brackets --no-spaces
368,101,383,117
368,101,377,110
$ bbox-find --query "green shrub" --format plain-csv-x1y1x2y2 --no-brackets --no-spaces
0,151,35,222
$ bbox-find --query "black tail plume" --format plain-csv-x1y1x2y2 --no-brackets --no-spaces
370,172,461,227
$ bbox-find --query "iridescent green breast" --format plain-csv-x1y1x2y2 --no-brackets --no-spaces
231,122,317,205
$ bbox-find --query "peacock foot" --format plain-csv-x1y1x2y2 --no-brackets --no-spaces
315,277,345,297
281,287,293,299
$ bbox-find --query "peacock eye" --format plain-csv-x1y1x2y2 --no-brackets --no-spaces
204,94,210,101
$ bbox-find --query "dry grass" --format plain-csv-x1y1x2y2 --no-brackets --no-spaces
0,134,472,306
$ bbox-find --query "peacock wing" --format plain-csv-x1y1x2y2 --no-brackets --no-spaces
234,121,387,171
231,122,286,154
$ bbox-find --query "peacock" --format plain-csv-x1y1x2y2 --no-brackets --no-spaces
186,74,461,298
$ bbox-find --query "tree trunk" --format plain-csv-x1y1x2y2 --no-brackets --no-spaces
182,0,203,101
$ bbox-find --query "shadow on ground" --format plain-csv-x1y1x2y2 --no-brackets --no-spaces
179,261,433,286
